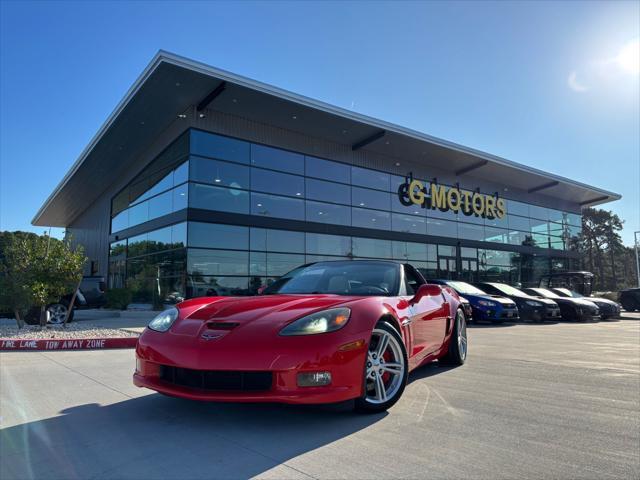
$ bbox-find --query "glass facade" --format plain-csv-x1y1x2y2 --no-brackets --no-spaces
108,129,583,301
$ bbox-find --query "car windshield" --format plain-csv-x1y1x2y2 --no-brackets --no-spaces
553,288,582,298
529,288,561,299
445,281,487,295
262,261,399,296
489,283,526,296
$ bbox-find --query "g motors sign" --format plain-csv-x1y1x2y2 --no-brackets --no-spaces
398,173,506,219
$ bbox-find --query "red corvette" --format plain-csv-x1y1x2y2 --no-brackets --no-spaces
134,260,467,412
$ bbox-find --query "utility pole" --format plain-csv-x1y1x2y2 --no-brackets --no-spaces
635,231,640,288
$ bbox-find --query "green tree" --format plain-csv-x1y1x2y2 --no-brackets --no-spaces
0,231,86,327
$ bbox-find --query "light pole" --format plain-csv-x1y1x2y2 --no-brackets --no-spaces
635,231,640,288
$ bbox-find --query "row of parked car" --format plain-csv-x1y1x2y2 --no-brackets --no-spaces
427,279,622,323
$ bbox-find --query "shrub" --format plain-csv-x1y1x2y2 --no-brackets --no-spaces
105,288,132,310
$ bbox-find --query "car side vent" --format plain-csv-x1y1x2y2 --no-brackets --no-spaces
206,322,240,330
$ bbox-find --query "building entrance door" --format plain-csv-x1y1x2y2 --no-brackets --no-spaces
437,256,457,279
460,258,479,282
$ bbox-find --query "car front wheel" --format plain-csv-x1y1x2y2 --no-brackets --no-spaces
47,302,73,324
355,322,408,413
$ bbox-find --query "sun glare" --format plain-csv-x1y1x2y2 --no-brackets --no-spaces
616,38,640,75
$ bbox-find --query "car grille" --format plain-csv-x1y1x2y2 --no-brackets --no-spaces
159,366,273,392
501,308,519,318
547,309,561,317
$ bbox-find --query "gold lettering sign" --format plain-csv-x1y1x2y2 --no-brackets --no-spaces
398,173,506,219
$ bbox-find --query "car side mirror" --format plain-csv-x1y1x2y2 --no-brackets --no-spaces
410,284,442,305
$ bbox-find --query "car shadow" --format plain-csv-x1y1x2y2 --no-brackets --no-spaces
0,394,386,479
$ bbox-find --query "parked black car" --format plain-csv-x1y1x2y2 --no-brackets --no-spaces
620,288,640,312
522,287,600,321
550,288,621,319
474,282,562,322
21,276,106,325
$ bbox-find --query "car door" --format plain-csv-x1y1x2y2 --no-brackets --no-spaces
402,265,448,363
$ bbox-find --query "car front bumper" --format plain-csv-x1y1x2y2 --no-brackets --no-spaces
133,328,368,404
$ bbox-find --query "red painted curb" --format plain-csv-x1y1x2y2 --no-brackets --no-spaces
0,337,138,351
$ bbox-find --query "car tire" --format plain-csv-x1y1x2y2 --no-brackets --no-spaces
440,308,467,366
47,301,73,324
354,322,408,413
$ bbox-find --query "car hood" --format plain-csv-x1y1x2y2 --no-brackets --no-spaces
514,295,558,307
586,297,618,307
464,293,515,307
171,294,360,336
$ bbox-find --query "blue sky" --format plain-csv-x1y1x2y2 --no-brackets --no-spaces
1,0,638,245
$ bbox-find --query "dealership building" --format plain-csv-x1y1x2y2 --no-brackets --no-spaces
33,52,620,302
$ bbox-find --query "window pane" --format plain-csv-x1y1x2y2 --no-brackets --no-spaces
190,156,250,188
566,213,581,227
188,222,249,250
507,200,529,217
427,218,457,237
172,184,188,211
305,178,350,204
132,169,173,205
267,253,305,276
529,204,549,221
305,156,350,183
351,166,390,191
252,193,304,220
249,252,266,276
251,144,304,174
171,222,187,249
352,207,390,230
173,160,189,185
392,213,427,234
187,276,250,297
251,168,304,197
407,242,437,261
438,245,456,257
187,249,248,275
250,228,266,251
508,215,530,232
306,233,351,256
127,233,148,257
147,226,172,252
484,227,509,244
111,210,128,233
548,209,564,224
148,190,172,220
266,229,305,253
129,202,148,227
306,201,351,226
458,222,486,241
352,237,392,259
190,184,249,214
351,187,390,210
190,131,250,164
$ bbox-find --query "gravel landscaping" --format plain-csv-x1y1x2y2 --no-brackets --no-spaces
0,322,140,339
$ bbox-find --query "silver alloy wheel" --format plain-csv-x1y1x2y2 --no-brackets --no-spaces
365,328,405,404
47,304,68,324
457,310,468,361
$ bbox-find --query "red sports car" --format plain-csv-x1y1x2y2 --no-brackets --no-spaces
134,260,467,412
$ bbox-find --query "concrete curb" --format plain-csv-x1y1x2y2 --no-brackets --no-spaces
0,337,138,351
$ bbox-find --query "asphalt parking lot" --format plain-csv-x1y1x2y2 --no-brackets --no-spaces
2,315,639,480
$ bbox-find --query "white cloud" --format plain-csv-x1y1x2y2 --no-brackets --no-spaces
567,71,589,92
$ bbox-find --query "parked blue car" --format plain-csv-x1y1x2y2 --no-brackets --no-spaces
428,279,520,323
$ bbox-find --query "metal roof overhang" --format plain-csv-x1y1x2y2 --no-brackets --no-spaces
32,51,621,227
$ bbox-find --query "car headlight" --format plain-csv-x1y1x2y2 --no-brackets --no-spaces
477,300,497,307
280,308,351,336
148,307,179,332
525,300,543,307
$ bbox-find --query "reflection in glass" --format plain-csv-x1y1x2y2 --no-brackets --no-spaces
251,144,304,174
305,178,350,204
190,157,250,189
305,156,350,183
187,249,249,276
190,130,250,164
251,168,305,197
190,183,249,214
251,193,304,220
351,166,390,191
352,207,390,230
188,222,249,250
